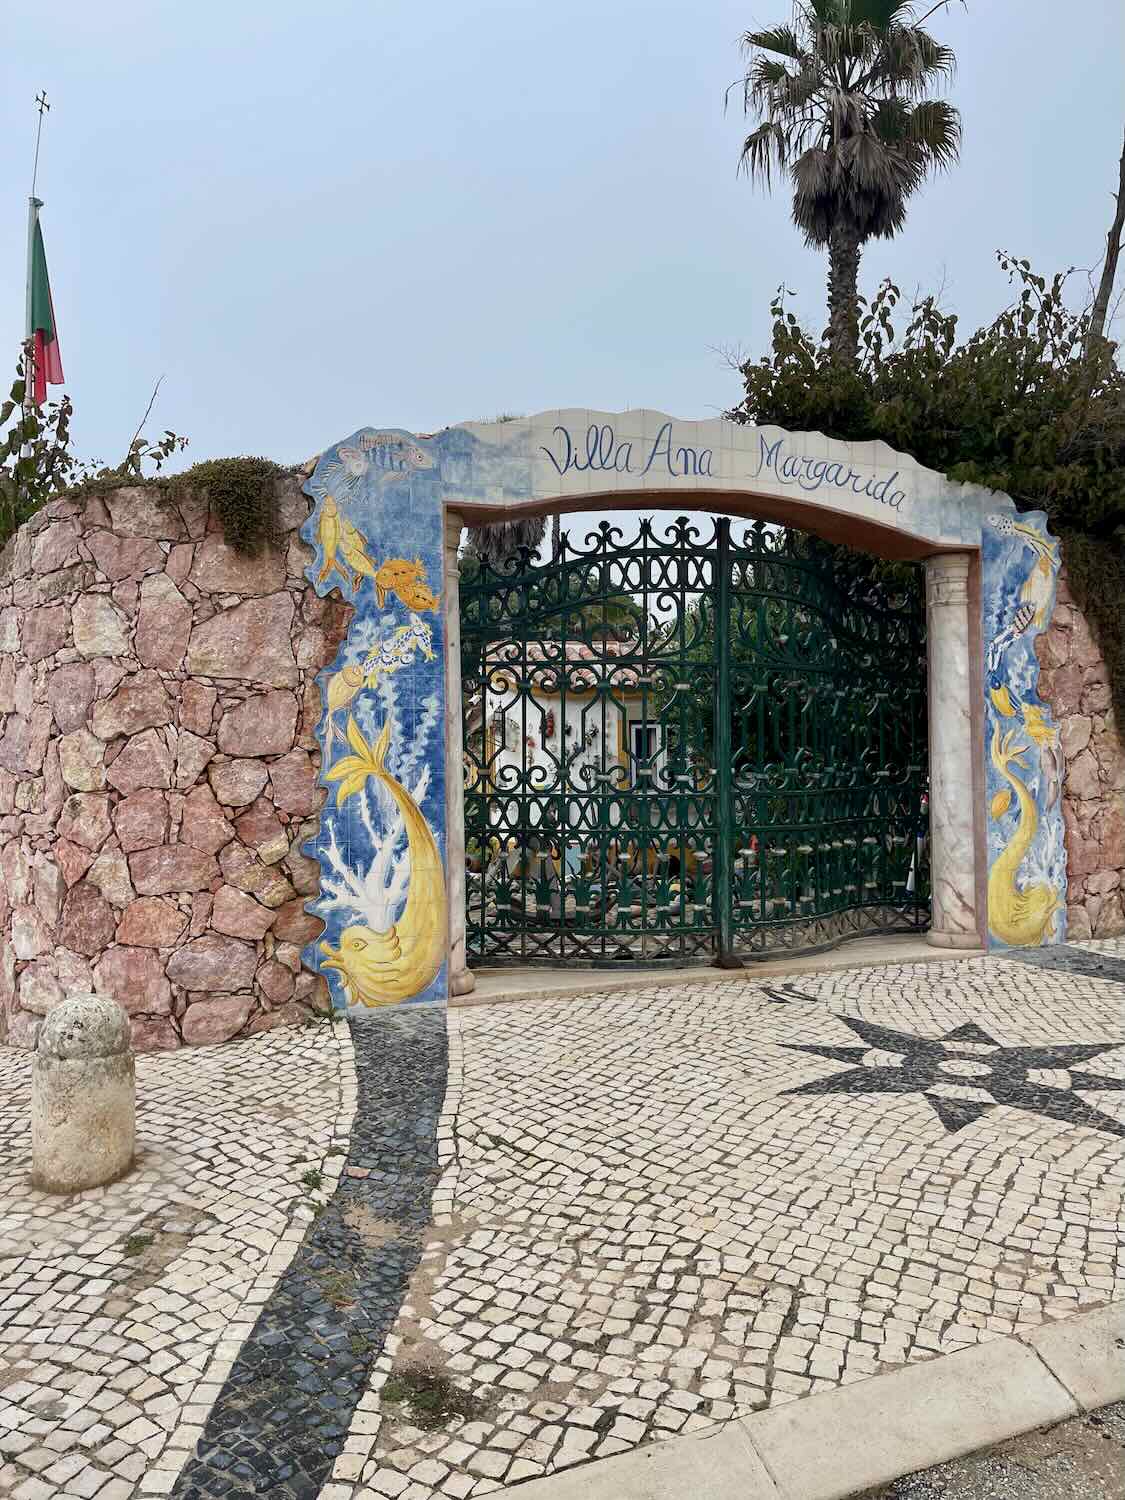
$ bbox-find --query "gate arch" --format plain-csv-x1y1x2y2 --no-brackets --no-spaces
460,515,929,968
297,409,1066,1004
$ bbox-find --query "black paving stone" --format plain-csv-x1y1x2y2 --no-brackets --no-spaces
1001,943,1125,986
170,1008,447,1500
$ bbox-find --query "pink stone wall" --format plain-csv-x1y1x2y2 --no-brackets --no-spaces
0,477,350,1050
1035,570,1125,939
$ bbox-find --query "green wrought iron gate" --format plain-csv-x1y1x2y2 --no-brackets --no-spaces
461,517,929,967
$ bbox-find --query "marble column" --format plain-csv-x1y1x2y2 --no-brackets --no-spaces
925,552,982,948
443,509,475,996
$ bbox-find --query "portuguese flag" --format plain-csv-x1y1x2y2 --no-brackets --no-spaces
27,199,63,405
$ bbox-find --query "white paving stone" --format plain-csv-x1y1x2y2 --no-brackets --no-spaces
350,956,1125,1500
0,1018,353,1498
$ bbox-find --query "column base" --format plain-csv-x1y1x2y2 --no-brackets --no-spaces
449,968,476,997
925,929,985,950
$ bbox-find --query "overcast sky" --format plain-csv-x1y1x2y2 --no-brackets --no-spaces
3,0,1123,477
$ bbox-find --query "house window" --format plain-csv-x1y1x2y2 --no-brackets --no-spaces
629,721,658,784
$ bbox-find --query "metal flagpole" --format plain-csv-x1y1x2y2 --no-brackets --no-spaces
25,91,49,412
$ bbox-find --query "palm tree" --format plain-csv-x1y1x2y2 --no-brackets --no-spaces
735,0,960,364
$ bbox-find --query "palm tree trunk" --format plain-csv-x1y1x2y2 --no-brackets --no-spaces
827,225,862,366
551,512,561,563
1086,124,1125,359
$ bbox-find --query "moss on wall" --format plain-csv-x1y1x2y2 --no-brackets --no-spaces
172,457,287,554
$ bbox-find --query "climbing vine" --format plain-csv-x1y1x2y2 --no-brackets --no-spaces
730,254,1125,727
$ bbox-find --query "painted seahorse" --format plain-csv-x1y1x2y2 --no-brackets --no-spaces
988,720,1062,947
319,717,446,1005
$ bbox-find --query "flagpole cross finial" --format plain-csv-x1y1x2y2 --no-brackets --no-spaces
31,90,50,198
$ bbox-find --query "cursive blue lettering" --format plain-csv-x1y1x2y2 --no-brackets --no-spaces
641,421,675,476
753,434,908,513
540,425,574,476
541,422,714,482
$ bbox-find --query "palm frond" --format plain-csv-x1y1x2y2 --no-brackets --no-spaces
900,98,962,168
843,0,913,24
738,120,792,182
741,24,807,61
874,24,956,92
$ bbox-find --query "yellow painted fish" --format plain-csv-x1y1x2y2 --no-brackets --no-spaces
315,497,378,595
322,664,367,751
316,496,347,587
320,718,446,1005
338,517,379,591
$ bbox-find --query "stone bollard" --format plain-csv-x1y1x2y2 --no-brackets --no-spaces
31,994,135,1193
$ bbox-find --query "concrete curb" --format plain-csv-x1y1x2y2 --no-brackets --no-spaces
494,1302,1125,1500
455,937,984,1011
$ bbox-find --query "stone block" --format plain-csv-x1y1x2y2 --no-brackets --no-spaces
72,595,129,657
180,993,254,1046
87,851,135,909
209,757,269,807
1021,1305,1125,1412
234,799,290,864
129,845,219,895
106,727,174,795
272,897,324,945
188,533,287,595
212,884,276,940
114,788,170,851
1065,749,1101,802
135,575,192,670
32,994,135,1193
91,669,173,739
130,1015,180,1051
115,896,188,948
186,593,297,686
58,792,113,851
32,519,82,574
104,486,186,540
59,881,117,956
1059,714,1092,760
179,681,217,736
180,783,235,855
22,605,69,663
58,727,107,790
166,934,258,992
174,729,216,788
85,529,166,580
93,945,173,1015
269,748,321,816
217,690,298,756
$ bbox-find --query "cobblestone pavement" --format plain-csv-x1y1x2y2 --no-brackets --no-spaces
339,950,1124,1499
0,1017,354,1499
2,946,1124,1500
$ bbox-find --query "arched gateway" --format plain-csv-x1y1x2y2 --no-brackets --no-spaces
299,411,1066,1005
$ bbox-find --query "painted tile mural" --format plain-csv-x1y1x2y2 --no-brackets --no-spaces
295,413,1069,1014
982,509,1067,948
301,429,449,1008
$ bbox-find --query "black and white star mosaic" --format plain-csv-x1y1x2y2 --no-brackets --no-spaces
780,1015,1125,1136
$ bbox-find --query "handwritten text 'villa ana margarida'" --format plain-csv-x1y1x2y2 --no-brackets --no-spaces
539,423,908,512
